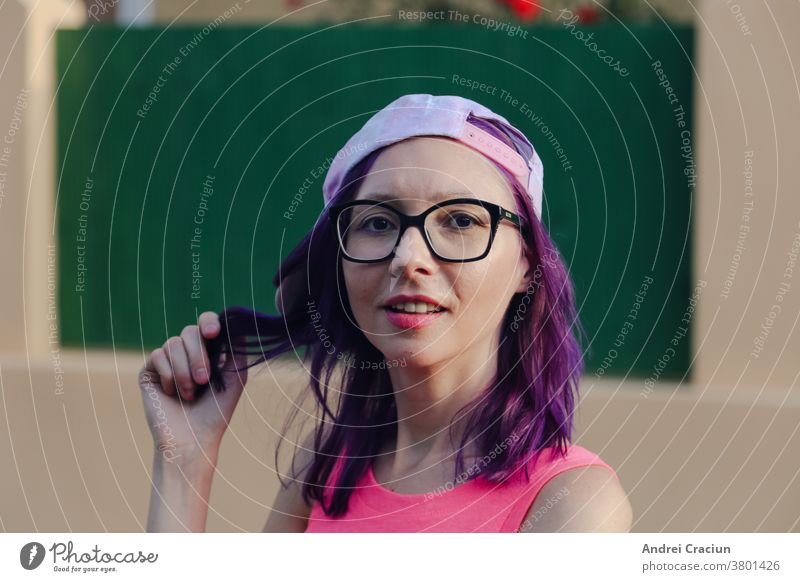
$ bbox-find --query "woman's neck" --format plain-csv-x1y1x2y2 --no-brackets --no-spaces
382,346,498,472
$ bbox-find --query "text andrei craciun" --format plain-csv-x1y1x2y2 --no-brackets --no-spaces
642,543,731,554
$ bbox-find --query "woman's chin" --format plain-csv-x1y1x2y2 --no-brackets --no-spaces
361,319,451,366
373,343,442,369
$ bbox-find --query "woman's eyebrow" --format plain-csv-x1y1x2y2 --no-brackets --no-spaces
364,190,474,202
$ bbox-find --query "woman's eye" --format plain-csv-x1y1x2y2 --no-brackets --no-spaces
447,213,481,229
360,216,395,232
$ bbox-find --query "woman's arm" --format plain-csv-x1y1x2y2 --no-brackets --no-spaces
147,448,219,532
262,433,316,532
139,311,247,532
262,475,312,533
146,432,316,533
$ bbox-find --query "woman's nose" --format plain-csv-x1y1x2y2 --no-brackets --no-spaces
389,226,434,277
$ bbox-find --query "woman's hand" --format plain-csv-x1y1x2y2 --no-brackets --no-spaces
138,311,248,463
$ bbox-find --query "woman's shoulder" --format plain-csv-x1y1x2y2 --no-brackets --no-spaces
510,443,614,482
517,444,631,532
528,443,615,473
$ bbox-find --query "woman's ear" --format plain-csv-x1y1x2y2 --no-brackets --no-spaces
514,252,531,294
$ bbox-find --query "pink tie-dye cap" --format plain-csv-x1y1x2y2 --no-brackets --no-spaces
321,93,544,219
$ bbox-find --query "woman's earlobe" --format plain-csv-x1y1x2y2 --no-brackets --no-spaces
514,260,532,294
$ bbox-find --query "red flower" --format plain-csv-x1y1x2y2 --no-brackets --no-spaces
507,0,542,21
576,5,600,24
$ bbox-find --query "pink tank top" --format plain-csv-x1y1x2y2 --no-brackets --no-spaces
304,444,616,532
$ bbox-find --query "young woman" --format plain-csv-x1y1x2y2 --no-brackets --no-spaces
139,94,633,533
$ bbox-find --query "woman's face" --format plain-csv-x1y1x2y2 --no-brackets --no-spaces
342,136,531,367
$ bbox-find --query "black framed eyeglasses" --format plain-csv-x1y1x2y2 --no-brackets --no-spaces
328,197,523,263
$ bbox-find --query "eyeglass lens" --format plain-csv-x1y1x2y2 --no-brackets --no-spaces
337,203,493,261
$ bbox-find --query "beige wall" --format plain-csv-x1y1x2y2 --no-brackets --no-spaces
694,0,800,395
0,0,27,352
0,0,798,532
154,0,340,24
0,0,84,354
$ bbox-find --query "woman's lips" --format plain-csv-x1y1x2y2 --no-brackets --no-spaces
383,307,446,330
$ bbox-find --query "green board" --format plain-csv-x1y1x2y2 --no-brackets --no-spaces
55,23,694,380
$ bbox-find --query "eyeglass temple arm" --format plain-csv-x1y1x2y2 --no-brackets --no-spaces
499,207,522,227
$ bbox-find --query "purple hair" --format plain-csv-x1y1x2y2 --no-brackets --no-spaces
207,113,587,517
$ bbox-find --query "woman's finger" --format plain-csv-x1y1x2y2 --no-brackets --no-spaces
139,353,160,388
164,337,195,401
148,347,176,397
180,325,211,385
198,311,220,339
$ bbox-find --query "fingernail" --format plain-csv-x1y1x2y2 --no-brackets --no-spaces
195,368,208,383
